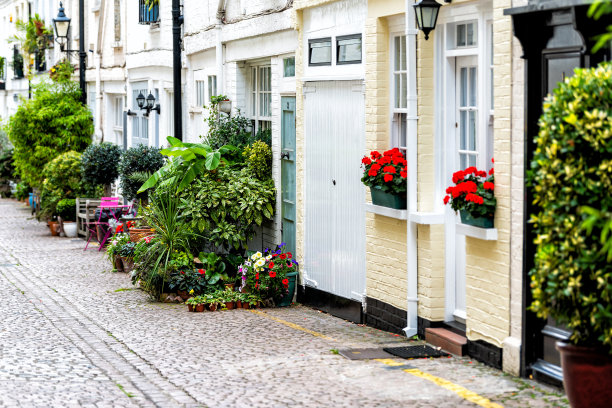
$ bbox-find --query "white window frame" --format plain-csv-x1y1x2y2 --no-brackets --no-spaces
112,95,124,146
390,32,408,154
250,64,272,134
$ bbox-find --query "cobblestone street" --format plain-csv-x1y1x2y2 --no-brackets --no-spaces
0,199,567,407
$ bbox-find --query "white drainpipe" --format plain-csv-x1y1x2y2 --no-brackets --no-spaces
216,0,226,94
403,1,419,338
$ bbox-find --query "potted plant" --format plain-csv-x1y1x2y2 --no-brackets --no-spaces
529,62,612,407
361,148,408,209
118,241,137,272
443,164,496,228
106,233,130,272
56,198,77,237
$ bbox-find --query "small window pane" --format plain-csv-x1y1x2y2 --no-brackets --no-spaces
469,110,476,150
394,37,401,71
400,36,406,70
337,35,362,64
469,67,477,106
309,39,331,65
460,154,467,169
196,80,206,106
460,68,467,107
401,73,407,109
283,57,295,77
457,24,466,47
208,75,217,99
460,111,467,150
467,23,476,46
394,73,401,109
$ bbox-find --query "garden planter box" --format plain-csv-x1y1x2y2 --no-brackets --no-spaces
460,210,494,229
276,271,298,307
129,228,153,242
371,187,406,209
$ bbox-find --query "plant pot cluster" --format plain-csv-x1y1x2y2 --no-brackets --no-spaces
185,288,262,313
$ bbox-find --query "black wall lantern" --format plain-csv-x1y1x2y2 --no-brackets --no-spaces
413,0,443,40
136,91,160,116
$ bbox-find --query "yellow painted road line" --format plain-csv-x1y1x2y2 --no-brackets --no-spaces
248,309,337,341
375,359,504,408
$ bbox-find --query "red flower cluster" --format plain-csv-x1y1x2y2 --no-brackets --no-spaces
361,148,408,195
443,161,496,218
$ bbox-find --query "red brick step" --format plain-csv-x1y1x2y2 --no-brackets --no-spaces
425,327,467,356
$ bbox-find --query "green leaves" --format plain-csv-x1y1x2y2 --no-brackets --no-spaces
529,62,612,351
138,137,233,194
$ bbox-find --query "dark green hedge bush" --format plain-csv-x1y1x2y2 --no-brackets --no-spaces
529,62,612,350
81,143,122,188
118,145,164,200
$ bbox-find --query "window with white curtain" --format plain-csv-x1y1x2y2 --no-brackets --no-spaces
250,65,272,133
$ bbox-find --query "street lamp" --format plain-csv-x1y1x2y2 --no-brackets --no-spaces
413,0,442,41
53,1,87,105
136,91,160,116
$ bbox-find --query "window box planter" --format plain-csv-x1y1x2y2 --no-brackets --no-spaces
371,186,406,210
139,0,159,25
460,209,494,229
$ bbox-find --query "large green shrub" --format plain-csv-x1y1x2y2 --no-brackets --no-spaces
529,62,612,351
81,143,122,191
39,151,97,220
243,141,272,180
5,80,92,188
177,166,276,252
118,145,164,200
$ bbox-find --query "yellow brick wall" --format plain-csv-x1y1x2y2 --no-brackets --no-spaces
363,1,409,312
463,0,513,348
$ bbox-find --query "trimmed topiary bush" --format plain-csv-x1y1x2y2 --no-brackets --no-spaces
81,143,122,194
56,198,76,222
529,62,612,351
118,145,164,201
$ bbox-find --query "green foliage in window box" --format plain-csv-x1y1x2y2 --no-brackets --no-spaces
5,80,93,188
81,142,122,188
118,145,164,201
56,198,76,222
177,166,276,252
243,141,272,180
529,62,612,351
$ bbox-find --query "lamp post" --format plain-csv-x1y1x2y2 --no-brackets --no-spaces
172,0,184,140
53,2,86,105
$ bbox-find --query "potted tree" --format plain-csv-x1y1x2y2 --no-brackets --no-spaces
529,62,612,407
360,148,407,209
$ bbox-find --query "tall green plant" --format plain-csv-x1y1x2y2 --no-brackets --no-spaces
131,183,196,298
5,80,92,188
81,143,122,195
529,62,612,351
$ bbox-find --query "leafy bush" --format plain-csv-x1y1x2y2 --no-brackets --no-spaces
204,95,252,151
119,145,164,201
529,62,612,351
178,166,276,252
39,151,92,220
56,198,76,222
14,182,30,200
5,80,93,188
0,149,14,180
81,143,122,189
243,141,272,180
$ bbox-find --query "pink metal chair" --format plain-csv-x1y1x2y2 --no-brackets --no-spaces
84,197,130,251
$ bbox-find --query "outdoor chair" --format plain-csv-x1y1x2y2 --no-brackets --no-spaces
84,197,131,251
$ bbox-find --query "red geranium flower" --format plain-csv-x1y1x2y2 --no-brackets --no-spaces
269,271,277,278
483,181,494,190
452,171,464,184
383,165,397,174
287,252,292,259
400,170,407,179
362,157,372,165
280,253,286,260
489,168,494,175
371,151,382,159
444,195,450,205
371,163,381,171
384,174,393,182
198,269,205,275
368,169,378,177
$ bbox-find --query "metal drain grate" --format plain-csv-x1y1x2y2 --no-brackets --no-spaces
338,348,396,360
383,345,450,359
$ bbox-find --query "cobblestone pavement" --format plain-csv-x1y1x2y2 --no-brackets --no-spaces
0,199,568,407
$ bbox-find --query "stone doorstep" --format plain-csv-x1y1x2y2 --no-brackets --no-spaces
425,327,467,356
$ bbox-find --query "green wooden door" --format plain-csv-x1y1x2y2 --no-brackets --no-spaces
281,97,296,256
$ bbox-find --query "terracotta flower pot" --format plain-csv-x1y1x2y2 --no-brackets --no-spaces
195,304,205,313
224,301,235,310
236,301,242,308
177,290,191,301
556,341,612,408
113,255,124,272
209,303,217,312
187,304,194,312
241,302,250,309
121,257,135,273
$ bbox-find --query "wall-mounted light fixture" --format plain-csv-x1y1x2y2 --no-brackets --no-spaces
136,91,160,116
413,0,445,41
